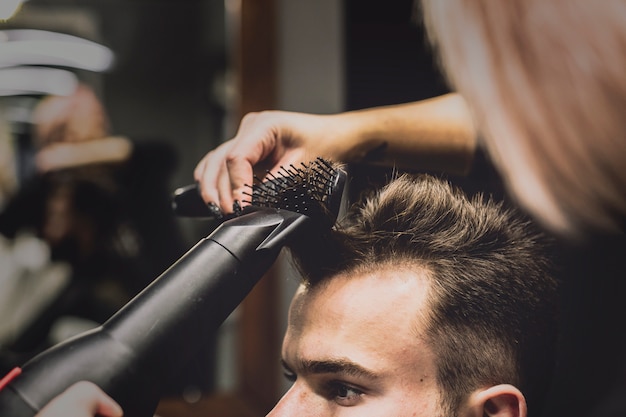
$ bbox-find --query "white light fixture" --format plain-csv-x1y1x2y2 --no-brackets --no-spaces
0,29,114,72
0,66,78,96
0,0,26,21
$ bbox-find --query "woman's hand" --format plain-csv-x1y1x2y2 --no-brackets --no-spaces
194,110,352,213
194,94,476,214
35,381,123,417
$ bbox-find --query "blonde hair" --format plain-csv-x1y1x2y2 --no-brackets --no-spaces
420,0,626,236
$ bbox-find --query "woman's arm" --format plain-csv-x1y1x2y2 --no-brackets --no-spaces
195,92,477,212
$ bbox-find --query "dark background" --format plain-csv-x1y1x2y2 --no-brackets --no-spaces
1,1,624,416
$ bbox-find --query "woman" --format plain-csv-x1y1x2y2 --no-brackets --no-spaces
34,0,626,415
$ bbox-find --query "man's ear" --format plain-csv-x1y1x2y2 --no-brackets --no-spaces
465,384,527,417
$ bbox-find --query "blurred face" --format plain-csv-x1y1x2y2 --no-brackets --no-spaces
268,268,445,417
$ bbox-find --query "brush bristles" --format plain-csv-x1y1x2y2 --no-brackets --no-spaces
241,157,344,223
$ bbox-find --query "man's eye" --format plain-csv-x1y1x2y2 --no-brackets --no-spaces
282,370,297,382
326,381,364,406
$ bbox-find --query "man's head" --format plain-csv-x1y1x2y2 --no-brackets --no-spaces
270,174,558,417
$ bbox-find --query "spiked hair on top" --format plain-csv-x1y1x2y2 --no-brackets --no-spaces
289,173,558,416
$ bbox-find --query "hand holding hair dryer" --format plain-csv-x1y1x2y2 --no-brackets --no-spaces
0,158,346,417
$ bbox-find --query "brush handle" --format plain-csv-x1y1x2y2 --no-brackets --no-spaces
171,183,216,217
0,208,311,417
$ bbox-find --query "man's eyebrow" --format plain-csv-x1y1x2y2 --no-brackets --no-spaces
282,357,380,380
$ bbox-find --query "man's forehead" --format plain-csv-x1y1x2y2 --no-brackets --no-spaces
292,266,432,319
287,267,433,353
283,267,438,391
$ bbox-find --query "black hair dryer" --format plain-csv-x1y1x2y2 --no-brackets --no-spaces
0,208,314,417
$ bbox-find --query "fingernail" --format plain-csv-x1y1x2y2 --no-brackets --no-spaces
108,400,124,417
207,202,223,219
233,200,242,216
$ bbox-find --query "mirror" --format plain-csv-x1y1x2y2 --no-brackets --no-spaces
0,1,232,415
0,0,229,202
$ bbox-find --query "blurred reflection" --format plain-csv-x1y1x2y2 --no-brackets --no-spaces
0,0,227,402
0,83,187,365
0,0,26,20
0,29,114,71
0,67,78,97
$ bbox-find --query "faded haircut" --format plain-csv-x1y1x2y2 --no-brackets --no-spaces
289,174,558,417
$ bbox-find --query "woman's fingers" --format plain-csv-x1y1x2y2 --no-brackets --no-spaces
35,381,123,417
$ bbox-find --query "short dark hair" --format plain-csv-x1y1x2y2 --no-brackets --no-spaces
289,173,558,416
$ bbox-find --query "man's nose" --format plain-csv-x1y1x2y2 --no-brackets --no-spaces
265,383,322,417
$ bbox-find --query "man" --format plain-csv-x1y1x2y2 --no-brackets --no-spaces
268,173,558,417
35,173,558,417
